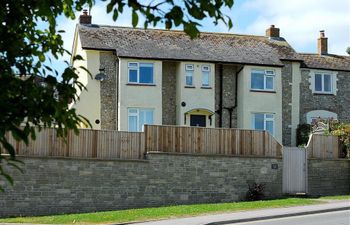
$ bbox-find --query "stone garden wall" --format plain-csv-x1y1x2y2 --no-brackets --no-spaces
0,153,282,217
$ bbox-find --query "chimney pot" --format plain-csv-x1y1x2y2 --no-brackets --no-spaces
266,25,280,38
317,30,328,55
79,9,92,25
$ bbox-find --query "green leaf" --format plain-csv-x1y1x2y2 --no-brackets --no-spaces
132,10,138,27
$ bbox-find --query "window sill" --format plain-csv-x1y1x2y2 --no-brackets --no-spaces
201,86,212,89
313,92,335,96
127,83,156,86
250,89,276,93
184,85,195,88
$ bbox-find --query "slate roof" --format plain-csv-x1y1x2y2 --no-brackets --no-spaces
300,53,350,72
77,24,301,67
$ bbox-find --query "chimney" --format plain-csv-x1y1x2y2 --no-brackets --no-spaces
317,30,328,55
266,25,280,38
79,9,92,25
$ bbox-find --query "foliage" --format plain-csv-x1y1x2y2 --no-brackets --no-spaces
296,124,312,146
0,1,234,188
105,0,234,38
328,121,350,158
347,47,350,55
246,182,265,201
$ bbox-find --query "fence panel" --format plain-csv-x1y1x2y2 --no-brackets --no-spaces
306,134,340,159
4,128,145,160
144,125,282,157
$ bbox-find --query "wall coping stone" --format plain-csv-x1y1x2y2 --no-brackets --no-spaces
146,151,283,159
308,158,350,162
15,155,149,163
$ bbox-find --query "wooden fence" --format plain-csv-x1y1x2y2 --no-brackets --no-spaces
144,125,283,157
5,128,145,160
306,134,340,159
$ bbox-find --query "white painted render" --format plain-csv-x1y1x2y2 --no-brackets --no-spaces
291,62,301,146
70,33,101,129
237,65,283,143
175,62,215,127
117,58,162,131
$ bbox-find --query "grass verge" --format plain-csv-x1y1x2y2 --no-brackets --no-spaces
0,198,322,224
319,195,350,200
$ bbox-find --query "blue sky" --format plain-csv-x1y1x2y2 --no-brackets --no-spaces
50,0,350,76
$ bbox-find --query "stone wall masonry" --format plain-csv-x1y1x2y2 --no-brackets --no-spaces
0,154,282,217
100,52,118,130
300,69,350,123
281,62,293,146
215,64,238,128
308,159,350,196
162,61,177,125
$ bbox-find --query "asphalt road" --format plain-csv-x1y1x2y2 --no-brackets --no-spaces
228,210,350,225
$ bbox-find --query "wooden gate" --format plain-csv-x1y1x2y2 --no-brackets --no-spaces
283,147,308,194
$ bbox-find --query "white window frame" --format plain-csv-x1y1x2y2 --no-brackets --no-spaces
309,70,337,95
251,113,275,135
185,64,194,86
128,62,154,84
314,73,333,94
250,69,275,91
128,108,154,132
201,65,211,87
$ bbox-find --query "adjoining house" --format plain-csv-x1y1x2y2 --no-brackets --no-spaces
70,12,350,146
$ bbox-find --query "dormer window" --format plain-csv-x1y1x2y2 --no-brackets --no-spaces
251,69,275,91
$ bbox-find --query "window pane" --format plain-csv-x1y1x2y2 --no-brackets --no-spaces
251,72,264,89
128,63,138,68
266,121,274,135
315,74,322,91
145,110,154,125
324,75,332,92
139,110,145,131
254,114,264,130
266,114,274,119
185,71,193,85
202,71,209,86
139,63,154,83
128,115,138,132
129,69,138,82
139,109,154,131
266,76,274,89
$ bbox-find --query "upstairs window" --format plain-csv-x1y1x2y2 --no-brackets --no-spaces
251,69,275,91
128,108,154,132
128,62,154,84
314,73,332,94
202,65,210,87
185,64,194,86
251,113,274,135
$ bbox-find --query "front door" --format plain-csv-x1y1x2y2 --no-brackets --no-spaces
190,115,206,127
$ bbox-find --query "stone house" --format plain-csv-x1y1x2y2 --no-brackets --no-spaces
71,12,350,146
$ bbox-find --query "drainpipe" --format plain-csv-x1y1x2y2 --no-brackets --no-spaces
219,64,223,127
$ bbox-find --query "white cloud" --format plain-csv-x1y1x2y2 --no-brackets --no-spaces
238,0,350,55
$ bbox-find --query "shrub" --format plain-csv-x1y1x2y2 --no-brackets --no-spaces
296,124,312,146
246,182,265,201
328,121,350,158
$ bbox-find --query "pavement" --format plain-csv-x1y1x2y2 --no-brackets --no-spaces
125,200,350,225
